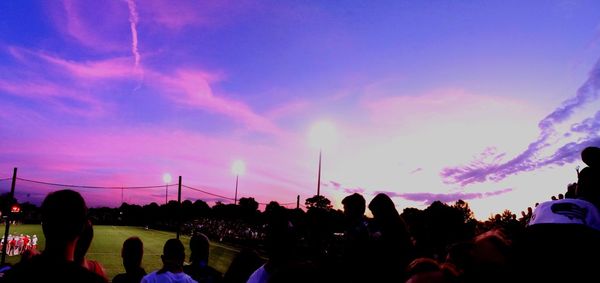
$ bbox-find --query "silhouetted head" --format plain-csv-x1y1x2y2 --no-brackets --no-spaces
161,239,186,271
74,220,93,264
473,230,511,266
445,241,475,272
368,193,398,219
582,146,600,168
122,237,144,271
189,233,209,263
265,215,296,263
577,166,600,207
342,193,366,219
41,190,88,245
406,258,449,283
223,248,264,283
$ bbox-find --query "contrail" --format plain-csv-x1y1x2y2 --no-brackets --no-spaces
126,0,143,91
441,56,600,185
126,0,140,68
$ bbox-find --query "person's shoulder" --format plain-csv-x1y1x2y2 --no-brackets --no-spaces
247,265,268,283
3,257,106,283
112,273,126,283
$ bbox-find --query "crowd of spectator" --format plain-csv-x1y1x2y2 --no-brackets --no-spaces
0,146,597,283
183,218,265,246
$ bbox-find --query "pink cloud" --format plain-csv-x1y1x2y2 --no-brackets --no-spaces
55,0,129,51
266,100,310,120
38,53,136,80
0,126,310,207
8,47,136,80
0,79,105,117
378,188,513,205
156,70,283,136
140,0,258,30
7,47,283,135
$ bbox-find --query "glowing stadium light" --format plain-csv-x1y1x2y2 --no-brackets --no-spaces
162,173,172,205
162,173,173,184
231,160,246,205
308,120,338,196
231,160,246,176
308,120,338,150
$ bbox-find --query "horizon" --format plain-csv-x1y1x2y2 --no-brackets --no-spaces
1,1,600,219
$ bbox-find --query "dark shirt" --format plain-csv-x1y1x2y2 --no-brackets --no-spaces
183,262,222,283
1,253,107,283
112,267,147,283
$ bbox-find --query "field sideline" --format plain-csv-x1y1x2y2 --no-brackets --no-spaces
1,225,239,281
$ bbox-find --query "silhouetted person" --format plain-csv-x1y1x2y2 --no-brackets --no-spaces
341,193,369,283
445,241,475,276
2,190,106,283
368,193,415,283
223,248,264,283
405,258,459,283
184,233,222,283
74,220,107,279
516,146,600,282
465,230,513,283
142,239,197,283
113,237,147,283
247,209,297,283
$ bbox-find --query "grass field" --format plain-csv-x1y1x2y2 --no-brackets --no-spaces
1,225,239,281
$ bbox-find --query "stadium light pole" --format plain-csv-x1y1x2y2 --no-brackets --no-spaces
308,121,338,196
163,173,172,205
231,160,246,205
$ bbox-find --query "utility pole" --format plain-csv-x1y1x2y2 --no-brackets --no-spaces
1,168,17,265
176,176,182,239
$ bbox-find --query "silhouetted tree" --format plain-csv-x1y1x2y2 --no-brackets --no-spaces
305,195,332,210
192,199,210,218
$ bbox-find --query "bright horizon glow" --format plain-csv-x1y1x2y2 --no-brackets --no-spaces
232,160,246,176
308,121,339,150
162,173,172,184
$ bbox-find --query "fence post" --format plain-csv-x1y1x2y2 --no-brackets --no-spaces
1,168,18,265
176,176,182,239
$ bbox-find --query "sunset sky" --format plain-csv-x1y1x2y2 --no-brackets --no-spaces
1,0,599,218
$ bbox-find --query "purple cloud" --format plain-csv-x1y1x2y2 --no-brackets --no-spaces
343,187,365,194
442,57,600,185
376,188,513,205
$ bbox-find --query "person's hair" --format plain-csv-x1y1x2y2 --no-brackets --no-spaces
74,220,93,264
368,193,398,218
163,238,185,262
41,190,88,243
406,258,441,277
342,193,366,218
189,233,209,263
122,237,144,271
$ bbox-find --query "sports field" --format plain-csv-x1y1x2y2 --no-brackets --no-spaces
1,225,239,281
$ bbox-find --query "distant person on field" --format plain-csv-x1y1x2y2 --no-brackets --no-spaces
184,233,222,283
74,220,107,279
1,189,106,283
141,238,197,283
113,237,147,283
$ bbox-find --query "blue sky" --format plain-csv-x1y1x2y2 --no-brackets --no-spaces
0,0,599,217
